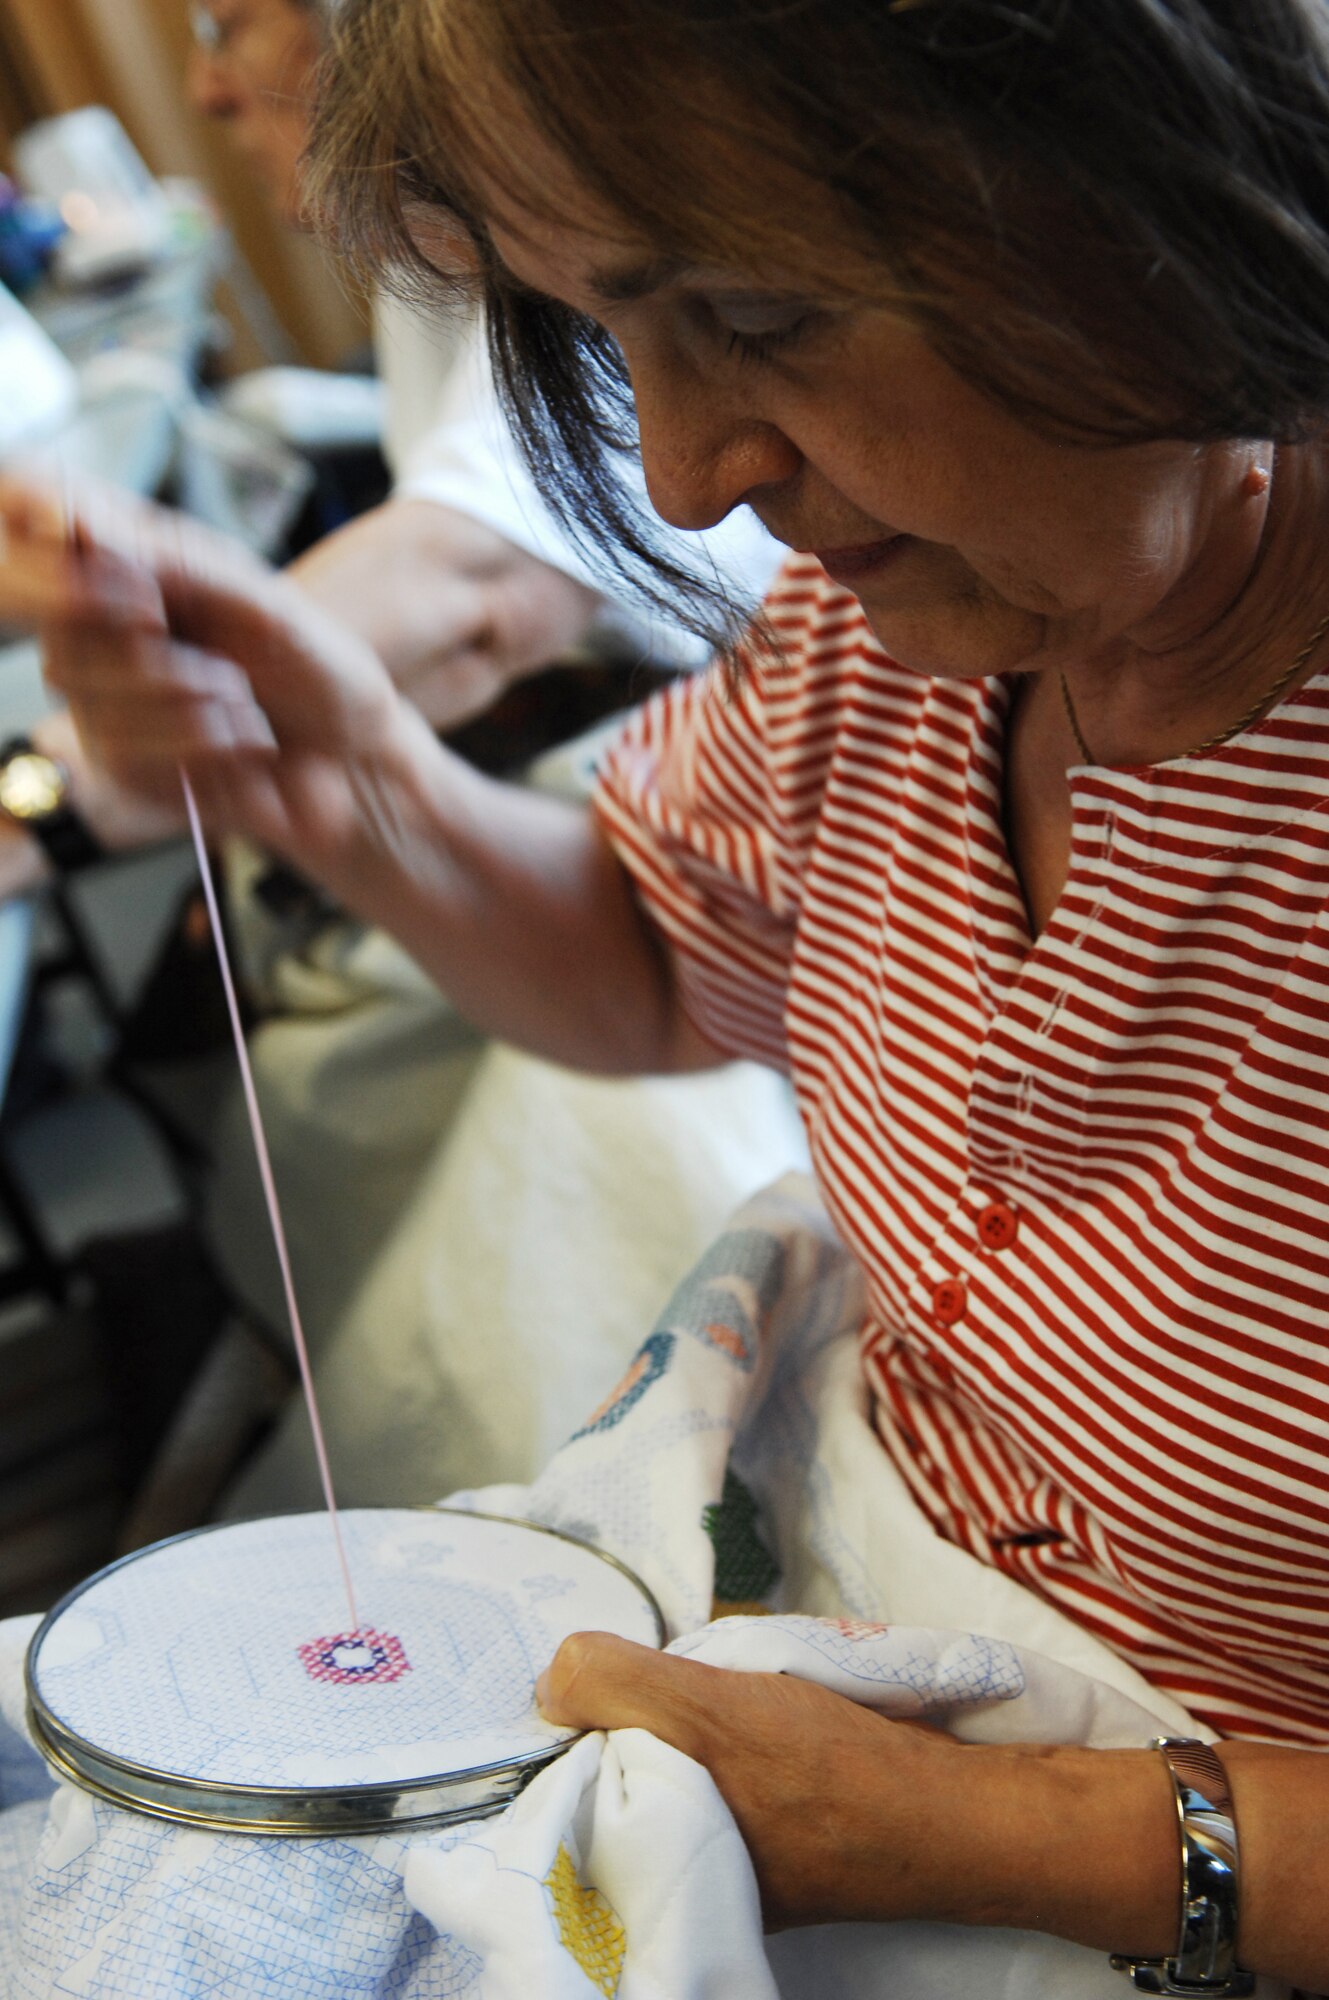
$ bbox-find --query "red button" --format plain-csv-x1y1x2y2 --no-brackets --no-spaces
931,1277,967,1325
977,1200,1019,1252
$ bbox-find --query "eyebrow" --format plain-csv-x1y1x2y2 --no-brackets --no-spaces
584,255,696,305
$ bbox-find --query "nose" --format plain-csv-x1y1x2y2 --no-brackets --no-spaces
629,354,802,534
186,46,239,118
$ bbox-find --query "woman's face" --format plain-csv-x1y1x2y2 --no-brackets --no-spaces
440,143,1257,684
188,0,322,222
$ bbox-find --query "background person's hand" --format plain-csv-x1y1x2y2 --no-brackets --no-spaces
288,498,603,730
0,707,187,902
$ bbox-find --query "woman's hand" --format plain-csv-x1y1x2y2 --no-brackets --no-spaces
0,479,412,878
537,1631,1184,1950
0,479,703,1075
542,1634,1329,1988
538,1631,1007,1932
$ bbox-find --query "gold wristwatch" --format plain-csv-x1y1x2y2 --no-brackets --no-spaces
0,736,103,872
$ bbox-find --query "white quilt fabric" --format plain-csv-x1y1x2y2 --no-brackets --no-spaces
0,1174,1291,1999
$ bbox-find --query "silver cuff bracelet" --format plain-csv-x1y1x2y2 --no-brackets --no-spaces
1111,1737,1254,1997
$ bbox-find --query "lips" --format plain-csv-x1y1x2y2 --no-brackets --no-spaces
810,536,907,586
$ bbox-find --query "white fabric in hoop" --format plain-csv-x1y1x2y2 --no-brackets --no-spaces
25,1510,660,1807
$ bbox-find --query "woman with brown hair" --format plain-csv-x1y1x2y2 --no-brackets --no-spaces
5,0,1329,1986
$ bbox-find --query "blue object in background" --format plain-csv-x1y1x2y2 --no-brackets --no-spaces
0,177,65,295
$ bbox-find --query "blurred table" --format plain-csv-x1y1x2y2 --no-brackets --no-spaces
15,198,225,497
13,181,291,502
24,226,223,378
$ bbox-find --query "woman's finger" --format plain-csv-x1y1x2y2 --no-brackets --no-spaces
63,681,278,759
69,686,278,763
0,532,165,631
1,471,247,587
43,627,260,707
535,1631,963,1932
536,1632,722,1761
0,474,275,647
0,477,68,544
46,628,278,777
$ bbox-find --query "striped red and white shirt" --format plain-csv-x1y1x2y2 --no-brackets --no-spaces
595,552,1329,1744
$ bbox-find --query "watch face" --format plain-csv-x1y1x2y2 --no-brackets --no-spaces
0,751,66,822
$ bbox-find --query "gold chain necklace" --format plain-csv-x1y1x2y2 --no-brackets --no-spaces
1059,606,1329,765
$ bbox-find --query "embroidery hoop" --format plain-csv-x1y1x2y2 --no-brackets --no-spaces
25,1507,664,1836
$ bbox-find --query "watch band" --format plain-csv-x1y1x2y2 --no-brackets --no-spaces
1111,1738,1254,1996
27,800,105,872
0,735,104,872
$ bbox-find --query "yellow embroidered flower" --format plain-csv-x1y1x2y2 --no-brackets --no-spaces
544,1842,627,1997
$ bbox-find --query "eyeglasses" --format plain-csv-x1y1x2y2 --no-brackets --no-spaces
190,5,223,52
189,3,245,56
189,3,318,64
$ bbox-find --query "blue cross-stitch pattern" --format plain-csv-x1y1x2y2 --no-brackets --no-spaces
656,1227,790,1372
0,1707,54,1810
930,1632,1026,1708
711,1618,1025,1706
571,1331,674,1439
731,1386,881,1620
12,1808,483,2000
16,1801,181,1997
0,1798,47,1992
522,1575,578,1603
532,1416,728,1568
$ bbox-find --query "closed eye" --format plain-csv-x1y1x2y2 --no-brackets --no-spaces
702,294,823,367
725,318,814,365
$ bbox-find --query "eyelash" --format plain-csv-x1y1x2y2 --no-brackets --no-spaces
723,318,812,367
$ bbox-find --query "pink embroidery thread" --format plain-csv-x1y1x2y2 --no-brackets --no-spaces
298,1628,412,1685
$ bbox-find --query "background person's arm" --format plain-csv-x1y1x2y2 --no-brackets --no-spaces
373,304,781,687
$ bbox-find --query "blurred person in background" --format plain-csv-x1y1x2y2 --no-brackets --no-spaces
184,0,754,720
0,0,798,1526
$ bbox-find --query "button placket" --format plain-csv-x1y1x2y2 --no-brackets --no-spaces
921,1194,975,1330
